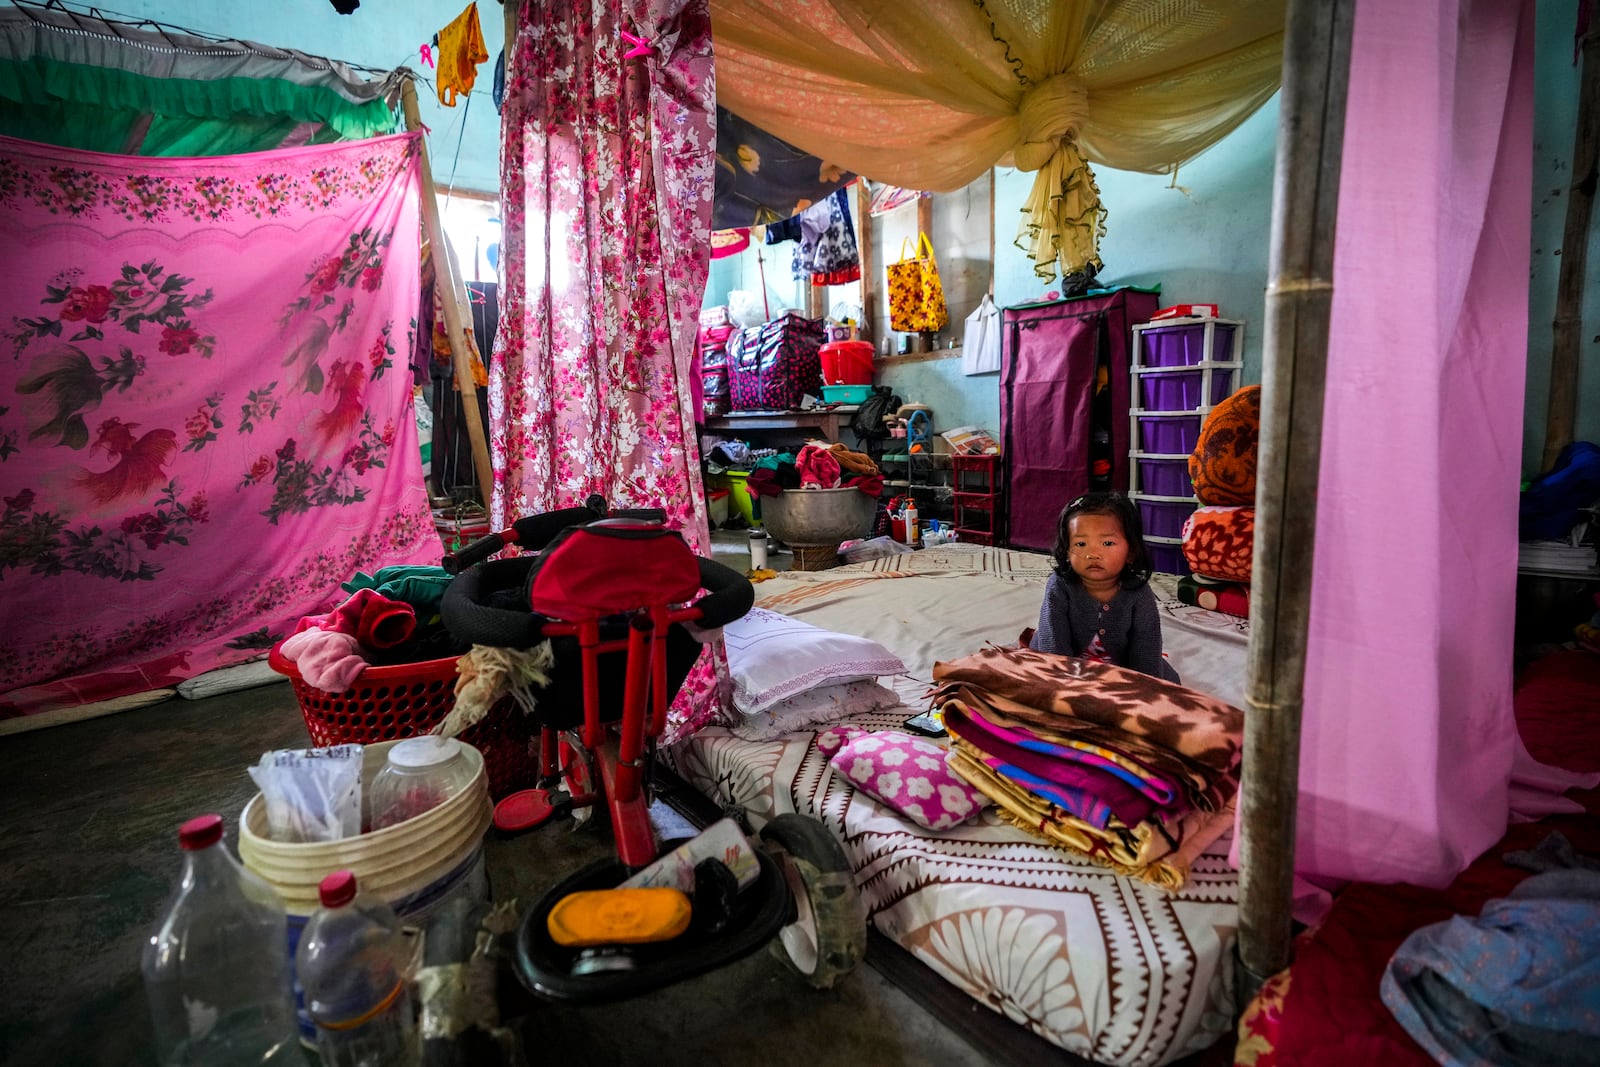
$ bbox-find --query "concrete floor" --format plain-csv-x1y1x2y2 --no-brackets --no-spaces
0,668,1007,1067
0,534,1229,1067
13,526,1565,1065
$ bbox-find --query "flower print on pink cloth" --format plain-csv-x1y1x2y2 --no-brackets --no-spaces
497,0,720,743
829,730,989,831
0,132,436,719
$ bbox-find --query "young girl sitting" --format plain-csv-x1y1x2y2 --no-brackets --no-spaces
1032,492,1180,682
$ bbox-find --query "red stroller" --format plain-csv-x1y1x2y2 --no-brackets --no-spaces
441,500,866,999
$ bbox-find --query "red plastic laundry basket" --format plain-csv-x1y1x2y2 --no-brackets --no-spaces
267,646,537,800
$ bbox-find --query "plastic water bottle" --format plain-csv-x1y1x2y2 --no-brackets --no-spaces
296,871,419,1067
142,814,304,1066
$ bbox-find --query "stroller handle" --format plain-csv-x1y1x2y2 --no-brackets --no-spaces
442,504,674,574
441,554,754,649
690,556,755,629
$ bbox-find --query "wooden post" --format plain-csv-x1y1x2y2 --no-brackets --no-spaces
400,76,496,508
856,180,876,345
1235,0,1356,1009
1541,16,1598,472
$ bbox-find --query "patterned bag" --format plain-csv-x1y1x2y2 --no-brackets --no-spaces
728,313,826,411
701,365,730,419
887,232,949,333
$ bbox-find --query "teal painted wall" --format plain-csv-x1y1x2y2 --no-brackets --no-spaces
994,98,1279,381
879,98,1278,439
1527,0,1600,475
114,0,504,193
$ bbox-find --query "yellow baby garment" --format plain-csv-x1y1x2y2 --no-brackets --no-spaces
436,2,489,107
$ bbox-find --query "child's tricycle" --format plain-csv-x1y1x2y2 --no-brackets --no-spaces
441,499,867,999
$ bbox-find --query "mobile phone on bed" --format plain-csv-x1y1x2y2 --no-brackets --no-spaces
902,708,946,738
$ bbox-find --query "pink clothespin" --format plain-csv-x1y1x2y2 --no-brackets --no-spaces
419,43,435,69
618,29,653,59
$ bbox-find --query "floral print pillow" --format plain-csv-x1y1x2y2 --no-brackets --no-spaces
828,730,988,831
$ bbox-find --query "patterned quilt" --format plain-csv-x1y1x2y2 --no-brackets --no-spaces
667,546,1246,1066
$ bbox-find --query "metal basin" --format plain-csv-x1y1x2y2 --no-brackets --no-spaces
760,487,878,547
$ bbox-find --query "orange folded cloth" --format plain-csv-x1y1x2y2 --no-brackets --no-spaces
827,442,880,476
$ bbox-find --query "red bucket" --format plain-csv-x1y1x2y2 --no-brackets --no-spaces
819,340,874,385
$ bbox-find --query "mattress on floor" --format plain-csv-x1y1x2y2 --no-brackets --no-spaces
668,546,1249,1067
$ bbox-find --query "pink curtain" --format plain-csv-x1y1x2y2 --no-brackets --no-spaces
1293,0,1557,891
0,133,438,719
496,0,722,740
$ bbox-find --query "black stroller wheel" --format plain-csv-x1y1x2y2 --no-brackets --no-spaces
759,814,867,989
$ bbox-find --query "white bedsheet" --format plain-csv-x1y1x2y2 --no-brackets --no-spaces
668,547,1250,1066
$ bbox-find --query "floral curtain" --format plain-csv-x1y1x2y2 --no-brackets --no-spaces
496,0,722,741
0,133,438,720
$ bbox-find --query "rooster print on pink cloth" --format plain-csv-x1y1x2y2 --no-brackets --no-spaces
74,416,178,505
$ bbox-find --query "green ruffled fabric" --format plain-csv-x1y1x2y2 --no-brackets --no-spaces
0,55,397,156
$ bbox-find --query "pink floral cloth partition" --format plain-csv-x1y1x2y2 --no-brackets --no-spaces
0,133,438,720
497,0,722,742
1267,0,1596,909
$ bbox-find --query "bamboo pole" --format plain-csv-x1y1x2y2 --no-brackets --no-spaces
1234,0,1356,1009
1540,15,1598,472
400,76,496,508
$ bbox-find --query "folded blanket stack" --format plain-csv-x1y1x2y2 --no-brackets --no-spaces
932,645,1242,889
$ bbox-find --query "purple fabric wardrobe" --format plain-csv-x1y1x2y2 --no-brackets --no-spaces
1000,288,1159,552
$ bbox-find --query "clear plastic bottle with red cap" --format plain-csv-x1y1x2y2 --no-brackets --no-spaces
141,813,305,1065
295,870,418,1067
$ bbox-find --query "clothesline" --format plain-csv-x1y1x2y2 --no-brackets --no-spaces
16,0,500,102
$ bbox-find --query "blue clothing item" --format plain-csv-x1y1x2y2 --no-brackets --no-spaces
1519,441,1600,541
1032,572,1179,683
1380,868,1600,1067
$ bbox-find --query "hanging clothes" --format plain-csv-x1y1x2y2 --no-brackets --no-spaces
428,238,488,387
711,105,854,229
782,187,859,285
868,182,923,216
436,2,489,107
430,282,496,502
710,228,751,259
961,293,1001,375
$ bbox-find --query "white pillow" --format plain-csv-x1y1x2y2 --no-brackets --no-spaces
730,680,903,742
723,606,907,714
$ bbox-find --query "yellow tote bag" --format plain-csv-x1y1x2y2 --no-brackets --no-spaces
887,232,950,333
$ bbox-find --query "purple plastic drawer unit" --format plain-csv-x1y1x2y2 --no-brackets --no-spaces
1137,498,1197,540
1139,368,1235,411
1137,414,1204,454
1146,540,1192,576
1140,323,1237,367
1137,458,1193,498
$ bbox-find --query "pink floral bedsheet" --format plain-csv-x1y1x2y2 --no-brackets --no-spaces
0,133,438,719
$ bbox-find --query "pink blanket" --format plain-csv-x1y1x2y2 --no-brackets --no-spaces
0,133,439,720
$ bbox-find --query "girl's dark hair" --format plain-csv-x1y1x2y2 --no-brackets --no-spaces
1050,492,1152,589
